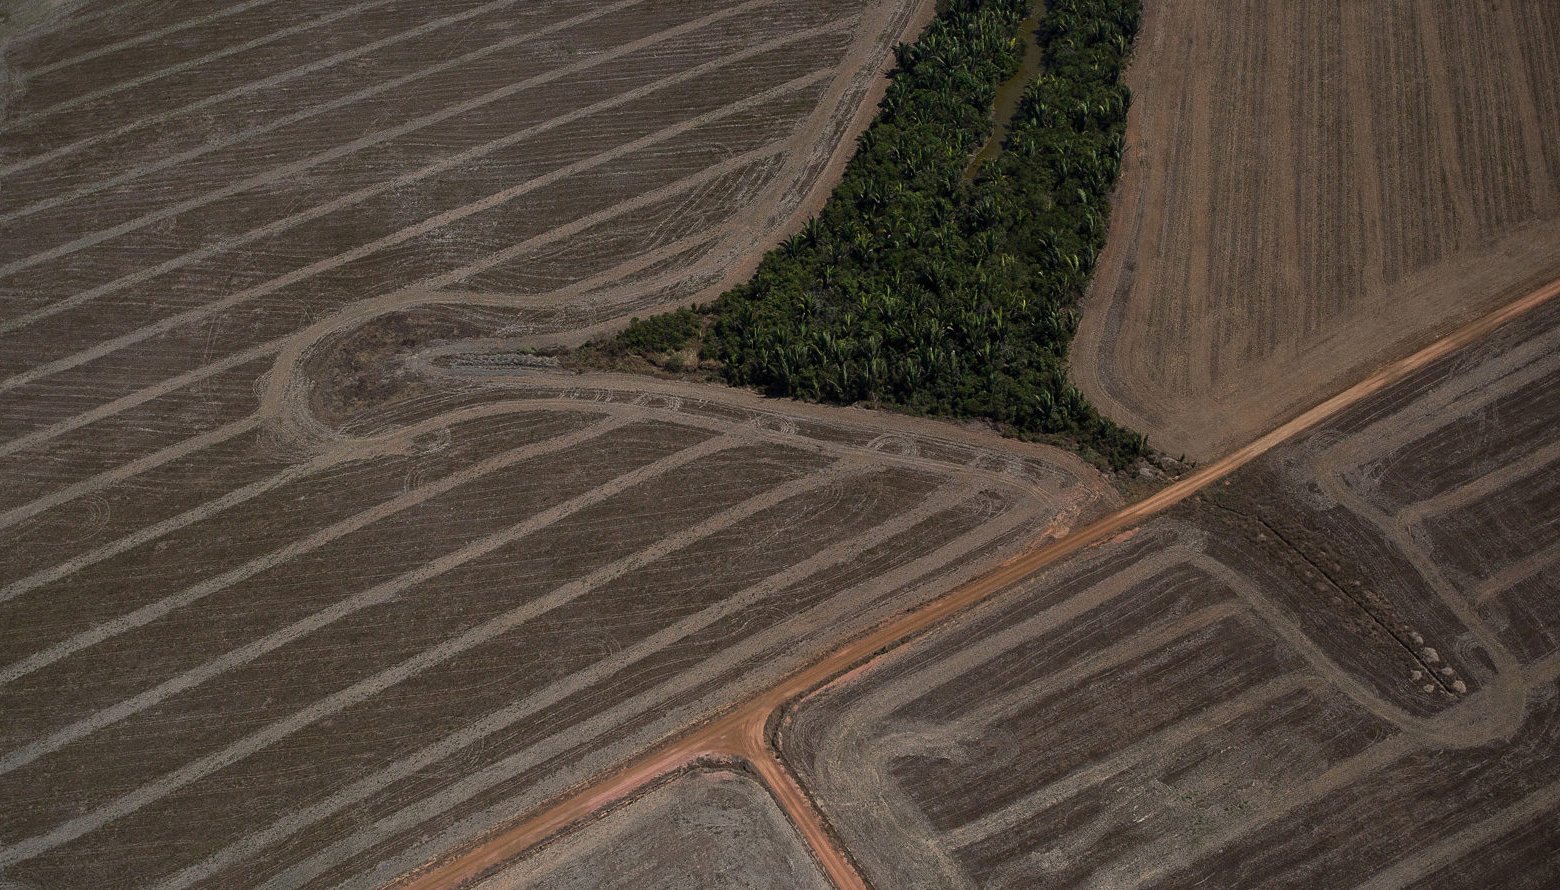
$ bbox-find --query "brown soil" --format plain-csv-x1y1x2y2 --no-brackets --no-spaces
472,767,831,889
6,1,1560,887
389,275,1560,890
0,2,1117,887
1071,0,1560,460
773,279,1560,887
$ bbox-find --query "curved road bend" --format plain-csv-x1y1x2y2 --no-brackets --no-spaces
394,274,1560,890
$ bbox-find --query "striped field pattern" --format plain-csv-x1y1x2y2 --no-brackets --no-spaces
783,297,1560,888
0,1,1119,886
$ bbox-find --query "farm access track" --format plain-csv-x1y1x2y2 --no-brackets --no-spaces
393,280,1560,886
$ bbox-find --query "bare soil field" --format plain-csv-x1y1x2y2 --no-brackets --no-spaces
0,374,1121,890
783,293,1560,886
0,1,1133,886
470,768,830,889
1071,0,1560,460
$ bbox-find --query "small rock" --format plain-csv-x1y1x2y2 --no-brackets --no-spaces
1138,465,1165,481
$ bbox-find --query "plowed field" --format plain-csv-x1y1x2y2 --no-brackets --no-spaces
0,1,1126,886
1071,0,1560,460
784,290,1560,887
471,768,829,889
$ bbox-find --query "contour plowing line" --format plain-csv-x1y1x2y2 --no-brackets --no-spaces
0,0,774,279
0,0,537,181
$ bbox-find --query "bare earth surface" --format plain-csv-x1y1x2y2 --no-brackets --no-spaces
472,768,829,890
8,2,1560,888
0,1,1129,886
1071,0,1560,460
784,293,1560,887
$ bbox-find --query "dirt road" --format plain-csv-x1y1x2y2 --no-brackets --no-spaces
392,273,1560,889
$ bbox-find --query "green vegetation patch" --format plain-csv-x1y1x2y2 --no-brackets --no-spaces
617,308,704,357
595,0,1146,468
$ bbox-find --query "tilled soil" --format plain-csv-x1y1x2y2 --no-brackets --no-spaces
1070,0,1560,460
471,768,831,889
781,294,1560,887
0,1,1133,886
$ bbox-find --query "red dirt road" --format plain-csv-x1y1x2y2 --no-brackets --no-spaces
393,274,1560,889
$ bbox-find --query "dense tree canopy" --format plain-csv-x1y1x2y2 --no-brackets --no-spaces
607,0,1146,468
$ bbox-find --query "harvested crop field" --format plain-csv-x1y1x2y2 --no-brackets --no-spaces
0,374,1115,889
1071,0,1560,460
0,0,1131,886
469,768,830,889
782,293,1560,886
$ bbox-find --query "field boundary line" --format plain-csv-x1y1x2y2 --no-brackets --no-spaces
1402,438,1560,523
0,138,793,457
829,548,1193,719
0,416,260,533
7,0,281,84
305,482,1037,890
1189,554,1460,741
1103,733,1419,890
0,223,725,516
0,0,140,47
1475,538,1560,604
383,496,1040,890
746,732,869,890
0,0,537,182
2,9,844,333
407,141,796,298
0,342,276,459
244,138,797,415
390,274,1560,888
1317,322,1560,474
947,673,1312,848
961,602,1244,727
1354,775,1560,890
0,402,630,606
0,0,650,227
0,406,627,667
0,0,772,282
1308,472,1528,739
0,446,318,606
6,0,399,129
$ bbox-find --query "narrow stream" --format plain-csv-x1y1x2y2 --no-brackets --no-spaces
963,1,1046,180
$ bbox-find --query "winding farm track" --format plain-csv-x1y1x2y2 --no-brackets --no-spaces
392,275,1560,887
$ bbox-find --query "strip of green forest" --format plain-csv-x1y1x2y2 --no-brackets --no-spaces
587,0,1146,469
